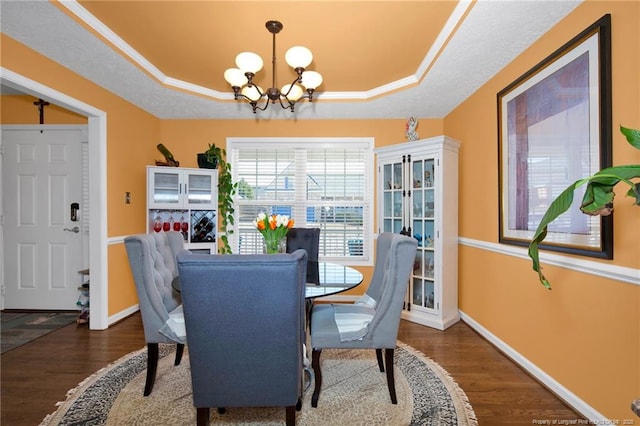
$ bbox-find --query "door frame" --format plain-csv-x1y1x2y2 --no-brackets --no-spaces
1,67,109,330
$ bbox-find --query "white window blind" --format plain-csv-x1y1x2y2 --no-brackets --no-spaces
228,137,374,264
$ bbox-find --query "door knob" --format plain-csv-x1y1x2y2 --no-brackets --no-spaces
64,226,80,233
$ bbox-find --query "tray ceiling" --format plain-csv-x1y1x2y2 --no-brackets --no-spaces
1,0,581,119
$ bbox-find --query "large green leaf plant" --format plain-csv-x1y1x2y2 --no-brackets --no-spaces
528,125,640,289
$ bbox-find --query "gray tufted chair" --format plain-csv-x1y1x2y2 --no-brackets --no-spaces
124,231,187,396
177,250,308,426
310,232,418,407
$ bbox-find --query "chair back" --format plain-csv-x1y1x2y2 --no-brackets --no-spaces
286,228,320,261
177,250,307,409
364,232,396,302
364,233,417,347
124,231,185,343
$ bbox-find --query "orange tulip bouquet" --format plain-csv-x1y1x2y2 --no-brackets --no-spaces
254,213,295,254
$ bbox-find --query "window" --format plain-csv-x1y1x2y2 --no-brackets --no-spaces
228,137,374,264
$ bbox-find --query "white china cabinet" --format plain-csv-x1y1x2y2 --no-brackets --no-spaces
375,136,460,330
146,166,218,253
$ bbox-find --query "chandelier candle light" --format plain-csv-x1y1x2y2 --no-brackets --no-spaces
254,213,295,254
224,20,323,113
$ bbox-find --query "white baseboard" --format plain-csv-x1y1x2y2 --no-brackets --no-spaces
460,311,609,422
109,304,139,326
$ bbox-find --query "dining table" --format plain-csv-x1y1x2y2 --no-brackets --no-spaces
171,260,363,299
304,261,363,299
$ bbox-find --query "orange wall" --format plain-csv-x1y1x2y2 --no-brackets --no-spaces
444,1,639,420
108,244,139,315
1,34,161,315
1,95,86,124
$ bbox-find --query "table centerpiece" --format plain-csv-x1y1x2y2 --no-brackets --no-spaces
254,213,294,254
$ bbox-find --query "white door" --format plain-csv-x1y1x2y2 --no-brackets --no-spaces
2,127,86,310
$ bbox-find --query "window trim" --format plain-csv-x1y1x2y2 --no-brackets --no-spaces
227,137,375,266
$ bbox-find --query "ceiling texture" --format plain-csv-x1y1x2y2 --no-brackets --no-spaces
1,0,581,120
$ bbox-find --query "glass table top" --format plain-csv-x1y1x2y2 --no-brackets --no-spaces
305,261,363,299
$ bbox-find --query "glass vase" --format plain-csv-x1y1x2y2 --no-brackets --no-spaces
263,236,287,254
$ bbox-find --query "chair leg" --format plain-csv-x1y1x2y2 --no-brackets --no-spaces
311,348,323,408
286,405,296,426
144,343,159,396
384,348,397,404
375,348,384,372
305,299,313,331
174,343,185,366
196,407,209,426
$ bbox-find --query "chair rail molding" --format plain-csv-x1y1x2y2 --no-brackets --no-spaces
458,237,639,286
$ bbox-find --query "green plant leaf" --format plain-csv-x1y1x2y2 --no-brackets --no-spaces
580,182,614,214
527,183,578,289
208,143,238,254
579,167,640,213
620,125,640,149
626,183,640,205
597,164,640,180
528,126,640,288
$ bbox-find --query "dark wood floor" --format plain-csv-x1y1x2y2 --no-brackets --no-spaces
1,313,583,425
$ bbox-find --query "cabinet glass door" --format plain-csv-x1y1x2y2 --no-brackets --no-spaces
410,157,437,311
382,162,405,233
187,172,214,205
152,171,180,205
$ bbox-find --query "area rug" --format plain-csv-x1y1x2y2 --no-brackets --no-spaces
1,311,79,354
41,342,477,425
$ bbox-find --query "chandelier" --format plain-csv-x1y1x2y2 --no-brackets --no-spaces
224,20,323,113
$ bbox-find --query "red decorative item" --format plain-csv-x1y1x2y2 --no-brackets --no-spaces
153,215,163,233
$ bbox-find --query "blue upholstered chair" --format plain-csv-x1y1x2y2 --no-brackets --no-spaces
310,232,418,407
286,227,320,261
177,250,308,426
124,231,187,396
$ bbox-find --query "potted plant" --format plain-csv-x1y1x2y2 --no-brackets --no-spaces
528,125,640,288
197,143,220,169
204,143,238,254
